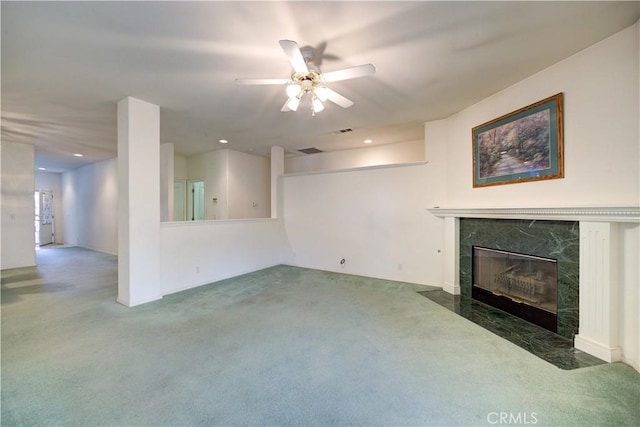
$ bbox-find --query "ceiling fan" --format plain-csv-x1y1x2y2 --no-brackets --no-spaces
235,40,375,115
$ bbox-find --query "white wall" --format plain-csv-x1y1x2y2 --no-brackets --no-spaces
187,149,228,220
1,141,35,269
282,24,639,284
433,22,639,208
186,149,270,220
160,219,288,295
285,140,425,174
159,146,285,296
227,149,270,219
283,162,444,286
174,154,187,181
62,158,118,255
35,171,64,245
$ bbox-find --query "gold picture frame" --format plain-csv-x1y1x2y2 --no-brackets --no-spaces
472,93,564,188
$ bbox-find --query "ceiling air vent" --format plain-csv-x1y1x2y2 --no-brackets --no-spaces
298,147,324,154
336,128,353,134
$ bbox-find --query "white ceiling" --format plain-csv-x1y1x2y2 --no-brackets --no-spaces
2,1,638,172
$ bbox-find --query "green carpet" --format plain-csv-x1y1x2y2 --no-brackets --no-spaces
2,246,639,426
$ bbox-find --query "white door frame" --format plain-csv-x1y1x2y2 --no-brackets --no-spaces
35,190,54,246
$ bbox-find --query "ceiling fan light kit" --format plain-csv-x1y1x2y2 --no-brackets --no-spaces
285,95,301,112
236,39,375,115
311,96,325,113
285,84,302,98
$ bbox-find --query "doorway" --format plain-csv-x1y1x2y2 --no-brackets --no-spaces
187,180,205,221
35,190,54,246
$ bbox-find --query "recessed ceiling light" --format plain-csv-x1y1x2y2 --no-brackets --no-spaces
363,139,373,144
38,167,46,170
219,139,228,144
73,153,84,157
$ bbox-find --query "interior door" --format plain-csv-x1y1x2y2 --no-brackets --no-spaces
37,190,54,246
187,180,205,221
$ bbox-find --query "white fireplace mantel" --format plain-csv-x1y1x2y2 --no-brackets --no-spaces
428,205,640,367
427,206,640,222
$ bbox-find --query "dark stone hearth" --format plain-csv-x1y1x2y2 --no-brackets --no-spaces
418,290,604,370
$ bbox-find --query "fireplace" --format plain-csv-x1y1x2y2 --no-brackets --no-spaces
429,206,640,366
472,246,558,333
458,217,579,339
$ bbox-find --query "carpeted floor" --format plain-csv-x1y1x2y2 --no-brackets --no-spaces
2,246,639,426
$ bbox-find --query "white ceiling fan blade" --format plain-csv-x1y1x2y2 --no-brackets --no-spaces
322,64,375,83
235,78,290,85
279,40,309,74
325,88,354,108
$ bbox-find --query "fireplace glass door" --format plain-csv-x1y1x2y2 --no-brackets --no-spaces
472,246,558,332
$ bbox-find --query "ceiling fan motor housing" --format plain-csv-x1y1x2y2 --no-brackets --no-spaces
291,71,322,93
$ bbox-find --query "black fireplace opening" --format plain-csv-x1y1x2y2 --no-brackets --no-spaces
472,246,558,333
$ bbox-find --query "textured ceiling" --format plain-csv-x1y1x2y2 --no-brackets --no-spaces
2,1,638,172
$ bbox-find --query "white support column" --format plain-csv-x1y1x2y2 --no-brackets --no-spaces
574,221,622,362
160,143,174,222
442,216,460,295
117,97,163,307
270,146,284,219
0,141,36,270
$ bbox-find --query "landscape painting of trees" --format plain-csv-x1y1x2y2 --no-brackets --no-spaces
472,93,564,187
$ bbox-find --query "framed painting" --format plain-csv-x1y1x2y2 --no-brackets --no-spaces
472,93,564,188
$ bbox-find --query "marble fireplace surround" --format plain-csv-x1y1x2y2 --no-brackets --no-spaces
467,231,572,337
428,206,640,364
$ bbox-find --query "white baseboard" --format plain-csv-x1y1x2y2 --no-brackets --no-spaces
574,334,622,363
442,281,460,295
621,355,640,373
116,296,130,307
116,294,162,308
